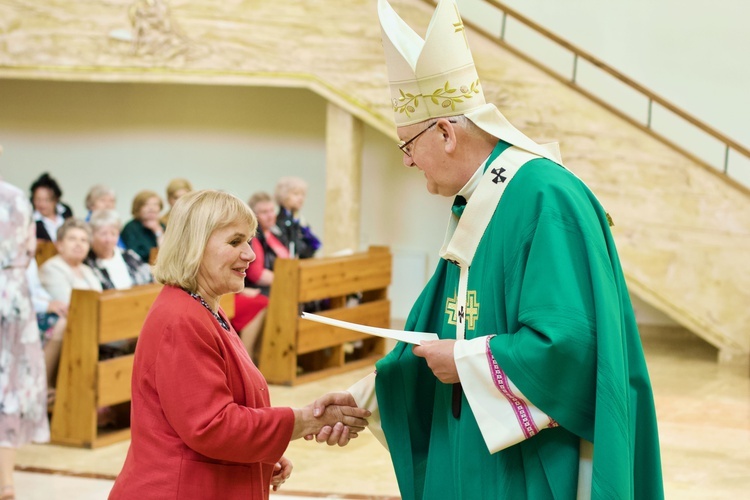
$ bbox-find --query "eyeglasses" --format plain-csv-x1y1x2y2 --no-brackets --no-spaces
397,120,456,158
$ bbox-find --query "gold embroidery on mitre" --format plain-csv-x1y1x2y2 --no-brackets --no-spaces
393,79,481,117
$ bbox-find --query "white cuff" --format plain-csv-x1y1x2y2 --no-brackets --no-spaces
348,372,387,450
455,336,556,454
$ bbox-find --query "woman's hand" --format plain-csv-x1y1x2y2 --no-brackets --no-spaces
271,455,293,491
46,300,68,317
306,391,365,446
141,218,162,233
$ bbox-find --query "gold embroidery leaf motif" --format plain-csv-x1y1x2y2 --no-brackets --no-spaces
394,79,481,115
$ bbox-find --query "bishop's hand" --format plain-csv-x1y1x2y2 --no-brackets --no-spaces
412,339,459,384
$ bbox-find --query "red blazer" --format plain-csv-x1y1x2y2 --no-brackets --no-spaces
110,285,295,499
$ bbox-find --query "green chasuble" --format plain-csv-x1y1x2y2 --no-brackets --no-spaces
375,142,663,499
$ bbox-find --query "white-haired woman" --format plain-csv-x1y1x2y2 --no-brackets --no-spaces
85,209,152,290
110,190,369,500
274,176,321,258
83,184,116,222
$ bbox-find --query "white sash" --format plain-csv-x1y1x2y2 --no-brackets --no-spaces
438,146,542,340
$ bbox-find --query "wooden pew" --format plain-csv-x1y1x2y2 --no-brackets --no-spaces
149,247,158,265
35,240,57,267
51,283,235,448
259,246,391,386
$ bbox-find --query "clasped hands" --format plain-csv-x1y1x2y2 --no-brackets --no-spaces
293,392,370,447
303,339,458,446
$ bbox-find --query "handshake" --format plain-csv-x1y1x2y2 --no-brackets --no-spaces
291,391,369,447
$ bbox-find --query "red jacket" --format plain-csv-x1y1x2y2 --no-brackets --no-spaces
110,285,295,499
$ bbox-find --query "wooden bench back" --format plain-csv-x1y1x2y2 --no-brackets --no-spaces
35,239,57,267
51,283,235,448
259,246,391,385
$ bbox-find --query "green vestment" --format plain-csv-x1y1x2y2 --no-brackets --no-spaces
375,142,663,499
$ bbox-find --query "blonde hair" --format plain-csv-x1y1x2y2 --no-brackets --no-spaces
131,190,163,218
274,176,307,206
85,184,115,210
166,178,193,201
152,190,257,293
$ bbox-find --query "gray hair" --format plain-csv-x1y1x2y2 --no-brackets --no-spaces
85,184,116,210
274,176,307,206
450,114,496,142
56,218,92,242
88,209,122,232
248,191,273,211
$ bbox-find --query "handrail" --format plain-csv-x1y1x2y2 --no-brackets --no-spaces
422,0,749,177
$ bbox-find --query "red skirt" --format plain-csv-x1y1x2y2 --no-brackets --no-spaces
232,293,269,331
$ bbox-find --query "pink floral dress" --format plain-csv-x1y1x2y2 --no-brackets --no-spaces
0,180,49,447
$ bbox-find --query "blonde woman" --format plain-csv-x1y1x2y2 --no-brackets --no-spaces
160,177,193,227
110,190,369,499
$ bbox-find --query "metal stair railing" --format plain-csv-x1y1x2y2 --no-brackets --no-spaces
427,0,749,185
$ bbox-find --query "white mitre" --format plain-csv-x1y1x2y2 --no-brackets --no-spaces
378,0,562,164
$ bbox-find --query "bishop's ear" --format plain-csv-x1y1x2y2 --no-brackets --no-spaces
438,118,458,154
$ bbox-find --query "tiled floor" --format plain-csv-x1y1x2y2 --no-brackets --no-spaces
12,325,750,499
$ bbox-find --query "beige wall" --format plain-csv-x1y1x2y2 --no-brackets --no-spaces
0,80,327,227
0,78,682,323
0,78,449,317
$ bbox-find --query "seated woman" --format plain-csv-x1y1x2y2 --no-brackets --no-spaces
246,192,289,297
30,172,73,242
85,209,153,290
274,176,321,259
121,190,165,263
109,190,370,499
83,184,116,221
228,192,286,358
160,177,193,227
38,219,102,386
39,219,102,302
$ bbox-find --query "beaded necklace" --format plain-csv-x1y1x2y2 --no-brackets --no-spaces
185,289,230,331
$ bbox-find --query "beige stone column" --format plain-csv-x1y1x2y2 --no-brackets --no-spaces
324,102,364,255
